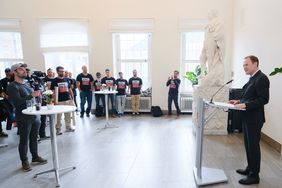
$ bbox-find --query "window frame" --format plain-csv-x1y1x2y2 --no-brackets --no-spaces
0,19,24,78
112,32,152,90
39,19,91,76
180,30,205,94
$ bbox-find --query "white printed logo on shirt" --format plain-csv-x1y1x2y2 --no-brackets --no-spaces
106,80,113,87
170,80,176,89
95,81,101,90
58,82,69,93
132,80,140,88
82,78,90,85
118,81,126,89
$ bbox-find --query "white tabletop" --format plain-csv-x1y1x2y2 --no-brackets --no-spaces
94,90,118,95
22,105,76,115
206,101,245,111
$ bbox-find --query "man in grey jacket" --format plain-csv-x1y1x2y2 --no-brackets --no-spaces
7,63,47,172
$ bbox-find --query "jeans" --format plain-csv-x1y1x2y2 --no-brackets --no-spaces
116,95,126,114
39,115,47,137
95,94,104,108
102,94,116,114
168,94,180,114
80,90,92,115
17,115,40,162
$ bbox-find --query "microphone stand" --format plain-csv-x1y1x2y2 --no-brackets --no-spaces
209,80,233,104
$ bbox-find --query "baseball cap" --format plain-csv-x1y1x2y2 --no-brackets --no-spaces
10,63,27,72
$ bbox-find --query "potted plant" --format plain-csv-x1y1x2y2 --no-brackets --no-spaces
269,67,282,76
183,65,206,86
43,90,54,110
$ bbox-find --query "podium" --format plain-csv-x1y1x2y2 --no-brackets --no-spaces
193,97,244,186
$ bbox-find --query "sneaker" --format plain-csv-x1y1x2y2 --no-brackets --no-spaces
136,112,140,115
86,114,90,117
22,161,32,172
32,156,48,165
66,127,75,132
0,131,8,137
80,114,84,118
132,112,136,115
56,129,62,135
112,114,116,118
40,135,50,140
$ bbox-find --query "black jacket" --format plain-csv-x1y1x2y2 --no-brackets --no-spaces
240,70,270,125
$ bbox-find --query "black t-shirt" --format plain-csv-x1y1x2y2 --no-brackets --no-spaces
129,77,142,95
76,73,94,91
0,82,3,93
93,79,102,91
0,77,14,94
166,78,181,95
69,78,77,96
101,77,116,88
116,79,128,95
50,77,71,102
43,76,54,85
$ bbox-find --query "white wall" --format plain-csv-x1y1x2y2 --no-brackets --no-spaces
0,0,233,110
232,0,282,147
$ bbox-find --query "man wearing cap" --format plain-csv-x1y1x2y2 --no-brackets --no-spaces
0,68,15,137
7,63,47,172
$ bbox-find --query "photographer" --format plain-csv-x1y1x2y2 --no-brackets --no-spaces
7,63,47,172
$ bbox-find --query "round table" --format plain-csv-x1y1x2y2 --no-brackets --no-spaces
94,90,118,129
22,105,76,187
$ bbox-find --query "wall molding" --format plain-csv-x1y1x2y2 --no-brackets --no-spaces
261,132,282,154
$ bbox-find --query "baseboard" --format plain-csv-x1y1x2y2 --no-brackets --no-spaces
261,132,282,154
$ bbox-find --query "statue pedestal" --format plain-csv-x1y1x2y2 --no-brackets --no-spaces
192,86,229,135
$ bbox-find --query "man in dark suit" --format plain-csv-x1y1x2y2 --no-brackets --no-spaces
230,55,270,185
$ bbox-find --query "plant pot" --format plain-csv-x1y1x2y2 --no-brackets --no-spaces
47,104,54,110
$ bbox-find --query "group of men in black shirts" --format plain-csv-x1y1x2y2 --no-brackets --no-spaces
1,67,181,138
0,63,180,172
76,67,143,118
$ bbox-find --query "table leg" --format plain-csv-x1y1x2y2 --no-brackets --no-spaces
97,94,118,130
105,94,109,127
34,114,75,187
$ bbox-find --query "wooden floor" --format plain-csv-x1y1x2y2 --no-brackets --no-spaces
0,114,282,188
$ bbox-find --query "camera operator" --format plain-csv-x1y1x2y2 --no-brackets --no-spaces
7,63,47,172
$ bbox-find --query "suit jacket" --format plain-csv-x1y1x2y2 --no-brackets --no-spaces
240,70,270,125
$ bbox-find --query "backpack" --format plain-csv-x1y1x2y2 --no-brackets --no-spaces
95,105,104,117
151,106,163,117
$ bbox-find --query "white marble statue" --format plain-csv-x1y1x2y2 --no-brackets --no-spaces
198,10,225,86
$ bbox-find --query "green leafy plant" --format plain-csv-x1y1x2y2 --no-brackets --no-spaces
183,65,206,85
269,67,282,76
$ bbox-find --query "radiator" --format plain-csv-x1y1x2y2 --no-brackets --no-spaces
180,96,193,113
124,97,152,112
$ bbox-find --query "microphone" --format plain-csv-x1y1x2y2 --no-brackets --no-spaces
209,79,233,104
